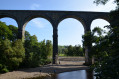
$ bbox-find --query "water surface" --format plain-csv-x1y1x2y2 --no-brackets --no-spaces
26,70,95,79
56,70,95,79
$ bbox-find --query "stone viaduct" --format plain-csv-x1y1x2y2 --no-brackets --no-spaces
0,10,110,65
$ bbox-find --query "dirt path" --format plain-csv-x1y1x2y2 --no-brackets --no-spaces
0,57,89,79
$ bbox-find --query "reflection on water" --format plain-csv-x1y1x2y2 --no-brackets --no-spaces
56,70,95,79
57,70,86,79
25,70,96,79
86,70,96,79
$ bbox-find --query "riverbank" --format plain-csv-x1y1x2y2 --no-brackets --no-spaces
0,57,89,79
0,61,89,79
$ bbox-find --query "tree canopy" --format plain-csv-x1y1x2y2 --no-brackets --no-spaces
0,21,52,72
91,0,119,79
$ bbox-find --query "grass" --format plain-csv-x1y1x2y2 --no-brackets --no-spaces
58,53,66,56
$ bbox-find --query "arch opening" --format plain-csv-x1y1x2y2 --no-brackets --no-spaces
91,19,110,36
25,17,53,42
0,17,18,27
58,18,85,65
91,19,110,46
24,17,53,66
0,17,18,41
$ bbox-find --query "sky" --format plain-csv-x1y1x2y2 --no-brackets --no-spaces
0,0,116,46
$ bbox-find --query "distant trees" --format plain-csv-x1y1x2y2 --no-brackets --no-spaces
58,46,66,55
65,45,83,56
58,45,84,56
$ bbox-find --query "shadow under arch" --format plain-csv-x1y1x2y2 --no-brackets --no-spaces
57,15,85,29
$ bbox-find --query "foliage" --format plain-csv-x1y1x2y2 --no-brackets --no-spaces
0,64,9,73
94,0,119,8
46,40,52,58
0,21,12,41
60,45,83,56
82,31,92,46
66,45,73,56
82,27,105,58
0,39,25,71
11,39,25,69
94,56,119,79
58,53,66,56
8,25,18,41
92,0,119,79
21,35,52,68
94,0,109,5
0,21,52,72
58,46,65,54
39,59,51,65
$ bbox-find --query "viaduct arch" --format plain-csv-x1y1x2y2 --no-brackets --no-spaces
0,10,110,65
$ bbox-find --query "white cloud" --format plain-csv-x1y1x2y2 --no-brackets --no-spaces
31,19,45,28
30,3,40,10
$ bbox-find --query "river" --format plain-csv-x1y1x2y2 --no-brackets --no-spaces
26,69,96,79
56,70,95,79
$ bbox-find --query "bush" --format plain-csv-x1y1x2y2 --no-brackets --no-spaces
39,59,51,66
0,39,25,72
94,56,119,79
0,64,9,73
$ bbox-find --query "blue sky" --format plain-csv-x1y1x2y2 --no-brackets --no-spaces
0,0,116,46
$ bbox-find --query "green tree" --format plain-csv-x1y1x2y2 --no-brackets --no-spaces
92,0,119,79
0,39,25,71
25,31,31,41
0,21,12,41
22,35,40,67
8,25,18,41
82,27,105,58
0,21,52,71
66,45,73,56
74,45,83,56
39,40,47,59
0,39,13,71
46,40,52,58
11,39,25,69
